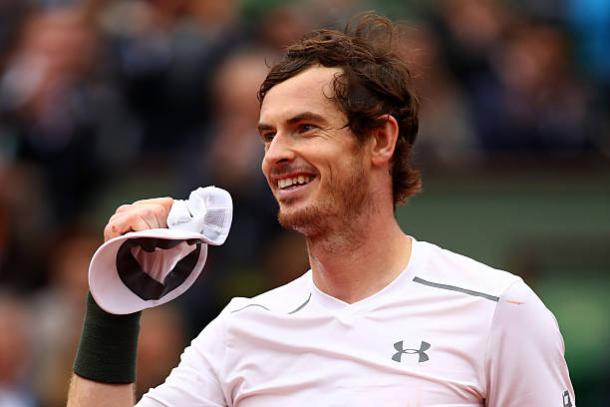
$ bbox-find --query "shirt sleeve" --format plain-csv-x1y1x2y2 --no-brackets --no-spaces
485,279,575,406
135,313,228,407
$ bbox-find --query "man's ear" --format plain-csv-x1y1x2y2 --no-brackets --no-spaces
370,115,399,166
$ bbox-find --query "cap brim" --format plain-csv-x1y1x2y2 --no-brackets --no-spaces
89,228,209,315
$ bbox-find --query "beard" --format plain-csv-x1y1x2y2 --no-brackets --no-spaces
277,156,372,239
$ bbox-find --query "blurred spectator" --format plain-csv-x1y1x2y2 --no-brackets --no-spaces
435,0,509,88
0,293,36,407
408,24,480,166
0,6,139,224
0,165,50,292
103,0,248,159
475,22,594,155
190,49,271,189
0,1,30,71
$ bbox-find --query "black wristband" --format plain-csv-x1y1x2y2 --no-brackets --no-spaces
73,292,141,384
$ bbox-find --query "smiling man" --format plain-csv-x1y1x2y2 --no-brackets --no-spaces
257,62,416,304
68,13,575,407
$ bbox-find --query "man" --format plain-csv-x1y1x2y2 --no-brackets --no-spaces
68,13,575,406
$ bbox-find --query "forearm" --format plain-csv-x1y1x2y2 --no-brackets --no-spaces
67,293,142,406
68,374,135,407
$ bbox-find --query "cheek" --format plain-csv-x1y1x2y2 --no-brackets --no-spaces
260,157,270,179
328,153,364,184
260,163,278,193
322,151,350,179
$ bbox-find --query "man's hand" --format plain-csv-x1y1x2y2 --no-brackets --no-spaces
103,197,173,242
70,197,174,407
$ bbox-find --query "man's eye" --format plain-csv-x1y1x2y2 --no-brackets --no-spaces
260,132,275,143
298,124,316,133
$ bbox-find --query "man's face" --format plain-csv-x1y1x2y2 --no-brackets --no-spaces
258,66,372,236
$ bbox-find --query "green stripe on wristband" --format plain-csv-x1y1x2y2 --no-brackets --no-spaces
73,292,141,384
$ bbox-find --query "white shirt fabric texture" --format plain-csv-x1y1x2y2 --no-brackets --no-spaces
136,238,575,406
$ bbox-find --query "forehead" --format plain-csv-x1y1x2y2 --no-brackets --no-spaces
259,66,344,124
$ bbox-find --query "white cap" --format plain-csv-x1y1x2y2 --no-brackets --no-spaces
89,186,232,315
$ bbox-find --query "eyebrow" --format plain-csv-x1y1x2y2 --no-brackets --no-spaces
258,111,329,132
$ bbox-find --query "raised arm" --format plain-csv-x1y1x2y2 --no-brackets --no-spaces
68,359,137,407
67,198,173,407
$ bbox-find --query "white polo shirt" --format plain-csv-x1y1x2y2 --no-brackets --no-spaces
137,238,575,406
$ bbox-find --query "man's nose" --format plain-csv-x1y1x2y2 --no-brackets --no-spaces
263,132,295,166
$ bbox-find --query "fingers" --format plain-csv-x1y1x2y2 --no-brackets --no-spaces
114,204,132,214
104,213,149,242
131,197,173,208
103,197,174,242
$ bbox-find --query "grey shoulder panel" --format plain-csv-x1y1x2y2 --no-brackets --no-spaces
413,276,500,302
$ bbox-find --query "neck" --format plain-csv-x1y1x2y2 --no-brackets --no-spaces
306,207,412,304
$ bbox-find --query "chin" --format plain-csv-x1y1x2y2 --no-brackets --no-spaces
277,204,325,236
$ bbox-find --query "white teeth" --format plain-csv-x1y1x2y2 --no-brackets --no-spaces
278,175,313,189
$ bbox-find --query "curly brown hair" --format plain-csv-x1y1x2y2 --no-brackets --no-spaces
258,12,421,205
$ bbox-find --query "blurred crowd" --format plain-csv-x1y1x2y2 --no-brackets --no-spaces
0,0,608,406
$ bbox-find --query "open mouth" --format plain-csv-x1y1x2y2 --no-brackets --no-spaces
277,175,315,190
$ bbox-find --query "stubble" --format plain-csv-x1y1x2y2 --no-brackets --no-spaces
277,155,373,241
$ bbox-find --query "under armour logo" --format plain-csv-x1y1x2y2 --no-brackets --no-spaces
563,390,572,407
392,340,431,363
